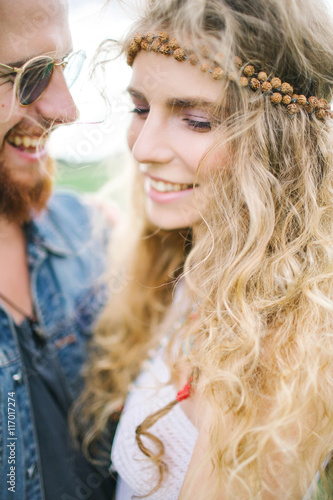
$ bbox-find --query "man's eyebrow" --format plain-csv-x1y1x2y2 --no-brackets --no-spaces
4,59,26,68
5,49,73,69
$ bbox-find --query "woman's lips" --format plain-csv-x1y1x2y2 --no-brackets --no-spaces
145,176,198,204
149,177,194,192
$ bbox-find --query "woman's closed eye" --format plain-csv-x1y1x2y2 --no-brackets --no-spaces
131,106,149,116
183,117,212,131
180,107,215,131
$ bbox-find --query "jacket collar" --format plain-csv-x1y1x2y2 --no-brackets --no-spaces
25,209,74,257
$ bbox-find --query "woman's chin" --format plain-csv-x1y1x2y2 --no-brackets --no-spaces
145,202,200,231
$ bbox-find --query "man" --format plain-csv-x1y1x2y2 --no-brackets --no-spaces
0,0,115,498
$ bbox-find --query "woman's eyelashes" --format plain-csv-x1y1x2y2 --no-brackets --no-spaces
131,106,149,116
129,95,150,116
183,118,212,131
129,101,213,131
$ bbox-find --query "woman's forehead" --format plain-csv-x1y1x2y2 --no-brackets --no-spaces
129,51,222,103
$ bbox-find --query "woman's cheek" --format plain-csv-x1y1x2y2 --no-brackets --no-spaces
127,121,142,151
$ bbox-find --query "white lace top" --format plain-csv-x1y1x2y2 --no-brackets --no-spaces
111,352,198,500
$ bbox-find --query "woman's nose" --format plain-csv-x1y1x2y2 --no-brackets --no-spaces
128,110,174,165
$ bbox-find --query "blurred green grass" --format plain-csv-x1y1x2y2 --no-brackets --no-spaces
55,159,108,192
54,153,127,193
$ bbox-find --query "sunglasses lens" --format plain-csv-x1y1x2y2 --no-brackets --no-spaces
63,50,86,88
17,58,54,106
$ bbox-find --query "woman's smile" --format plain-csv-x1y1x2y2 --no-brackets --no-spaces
144,174,198,204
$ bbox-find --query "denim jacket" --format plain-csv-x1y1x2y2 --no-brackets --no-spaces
0,190,109,500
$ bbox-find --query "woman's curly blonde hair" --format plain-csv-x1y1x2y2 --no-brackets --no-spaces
74,0,333,497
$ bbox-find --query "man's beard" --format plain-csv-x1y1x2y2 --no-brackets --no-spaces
0,156,55,225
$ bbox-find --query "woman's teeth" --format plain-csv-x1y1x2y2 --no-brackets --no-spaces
8,135,47,149
150,178,194,192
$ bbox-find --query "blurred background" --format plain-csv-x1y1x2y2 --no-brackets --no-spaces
53,0,135,197
54,0,333,196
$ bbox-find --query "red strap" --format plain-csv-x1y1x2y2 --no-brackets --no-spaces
176,377,193,402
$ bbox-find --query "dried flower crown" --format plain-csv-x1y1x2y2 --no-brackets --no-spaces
127,32,332,120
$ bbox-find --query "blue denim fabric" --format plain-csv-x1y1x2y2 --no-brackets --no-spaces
0,190,109,500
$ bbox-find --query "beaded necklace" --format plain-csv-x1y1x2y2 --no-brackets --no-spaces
0,290,37,324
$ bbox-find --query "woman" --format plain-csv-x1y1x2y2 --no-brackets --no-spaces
75,0,333,498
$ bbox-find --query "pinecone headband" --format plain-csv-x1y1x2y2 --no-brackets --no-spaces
127,32,332,121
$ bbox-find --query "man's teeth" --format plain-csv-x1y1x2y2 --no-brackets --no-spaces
150,178,193,192
10,135,47,148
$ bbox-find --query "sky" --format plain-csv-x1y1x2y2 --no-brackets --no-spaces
49,0,333,164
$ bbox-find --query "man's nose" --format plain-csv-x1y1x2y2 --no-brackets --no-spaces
32,66,79,125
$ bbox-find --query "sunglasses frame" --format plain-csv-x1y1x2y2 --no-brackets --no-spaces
0,51,84,107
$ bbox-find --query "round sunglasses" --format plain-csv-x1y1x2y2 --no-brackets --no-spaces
0,50,86,106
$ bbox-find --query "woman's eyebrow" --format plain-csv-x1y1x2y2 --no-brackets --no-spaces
165,98,215,109
127,87,147,101
127,88,214,109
